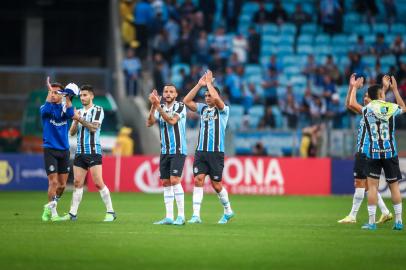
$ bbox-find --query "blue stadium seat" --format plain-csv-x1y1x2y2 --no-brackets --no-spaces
282,55,306,67
170,74,183,89
245,64,262,76
344,12,361,25
362,55,377,66
332,45,349,56
271,106,284,128
364,34,376,44
284,65,301,76
314,45,332,55
279,35,295,45
230,104,245,117
289,75,307,87
261,45,278,57
301,23,317,34
400,55,406,63
262,34,281,44
276,45,294,55
297,44,313,54
241,2,259,15
373,23,388,33
280,24,297,35
380,55,396,66
353,23,371,35
228,116,242,131
248,105,265,118
261,24,279,35
248,115,262,129
391,23,406,35
331,34,348,45
297,34,313,45
315,34,331,44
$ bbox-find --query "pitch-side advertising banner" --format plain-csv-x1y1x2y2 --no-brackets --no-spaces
88,156,331,195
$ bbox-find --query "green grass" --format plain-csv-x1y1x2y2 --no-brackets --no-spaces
0,192,405,270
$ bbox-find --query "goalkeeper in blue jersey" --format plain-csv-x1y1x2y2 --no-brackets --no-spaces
349,75,406,230
40,77,78,222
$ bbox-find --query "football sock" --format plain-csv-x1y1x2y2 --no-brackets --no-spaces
69,187,83,216
368,204,376,224
192,187,204,217
48,200,58,218
163,186,174,220
377,192,390,216
99,186,114,213
217,187,232,215
173,183,185,218
394,203,402,224
349,188,365,218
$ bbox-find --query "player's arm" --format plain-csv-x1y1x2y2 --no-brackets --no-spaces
348,77,364,114
40,76,55,116
156,103,180,126
146,90,159,127
345,74,358,113
390,76,406,113
183,74,206,112
72,110,100,133
205,70,225,110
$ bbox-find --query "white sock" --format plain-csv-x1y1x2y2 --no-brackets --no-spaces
393,203,403,224
173,183,185,218
48,200,58,218
99,186,114,213
349,188,365,218
163,186,174,220
192,186,204,217
377,192,390,215
69,187,83,216
368,205,376,224
217,187,232,215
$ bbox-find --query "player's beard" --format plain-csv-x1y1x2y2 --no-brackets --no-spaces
165,96,175,104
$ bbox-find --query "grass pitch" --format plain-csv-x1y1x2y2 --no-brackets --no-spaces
0,192,405,270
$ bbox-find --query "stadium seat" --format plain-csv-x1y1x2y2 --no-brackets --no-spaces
391,23,406,35
301,23,317,34
331,45,349,56
362,55,377,66
276,45,294,55
261,45,278,57
297,34,313,45
248,115,262,129
230,104,245,117
331,34,348,45
289,75,307,87
241,2,259,15
280,24,296,35
315,34,331,44
248,105,265,118
245,64,262,77
279,35,295,45
353,23,371,35
262,34,281,44
344,12,360,25
314,45,332,56
271,106,284,128
364,34,376,44
171,63,190,76
282,55,306,67
284,65,301,76
261,24,279,35
380,55,396,66
373,23,388,33
170,74,183,89
297,44,313,54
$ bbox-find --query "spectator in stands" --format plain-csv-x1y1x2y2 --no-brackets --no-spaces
326,93,346,128
179,0,197,20
309,95,327,124
384,0,397,27
323,54,341,83
300,124,321,157
113,127,134,156
181,65,201,98
266,54,283,74
355,0,378,26
152,29,171,62
259,107,276,129
211,26,230,69
247,26,261,64
244,83,263,109
391,35,405,65
122,48,141,96
352,35,369,56
302,54,318,79
224,67,241,103
319,0,342,34
0,126,21,152
195,30,210,65
252,142,268,156
232,33,248,63
290,3,311,36
262,67,279,106
253,2,271,24
370,33,390,56
164,16,180,62
314,66,326,87
269,0,288,25
150,11,166,36
301,86,314,124
166,0,180,21
152,53,168,93
178,19,194,64
222,0,243,32
228,52,242,69
345,53,366,79
191,11,206,38
151,0,168,21
133,0,154,58
322,74,336,103
120,0,136,47
199,0,216,32
396,62,406,84
280,93,299,129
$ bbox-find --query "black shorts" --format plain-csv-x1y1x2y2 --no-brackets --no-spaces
159,154,186,179
353,152,368,179
193,151,224,182
367,156,402,183
73,154,102,170
43,148,70,175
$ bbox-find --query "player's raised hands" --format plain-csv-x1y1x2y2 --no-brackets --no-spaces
390,76,398,91
349,73,357,87
382,75,391,90
205,70,214,84
355,77,364,89
198,73,207,87
46,76,53,92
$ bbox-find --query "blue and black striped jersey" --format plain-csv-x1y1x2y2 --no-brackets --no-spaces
154,101,187,155
76,105,104,155
196,103,229,153
362,100,403,159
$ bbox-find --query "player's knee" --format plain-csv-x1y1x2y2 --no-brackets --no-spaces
211,181,222,193
73,180,83,189
194,176,204,187
94,182,105,190
354,179,365,188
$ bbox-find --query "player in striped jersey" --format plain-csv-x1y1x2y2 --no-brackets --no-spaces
183,70,234,224
338,74,392,224
349,76,406,230
61,85,116,222
147,85,187,225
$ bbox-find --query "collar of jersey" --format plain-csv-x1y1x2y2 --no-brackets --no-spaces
82,104,95,113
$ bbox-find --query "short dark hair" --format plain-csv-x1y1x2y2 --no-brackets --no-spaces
51,82,64,90
205,86,221,95
80,84,94,94
164,84,177,91
367,84,382,100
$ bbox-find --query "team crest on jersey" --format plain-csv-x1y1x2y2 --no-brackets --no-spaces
380,106,389,114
